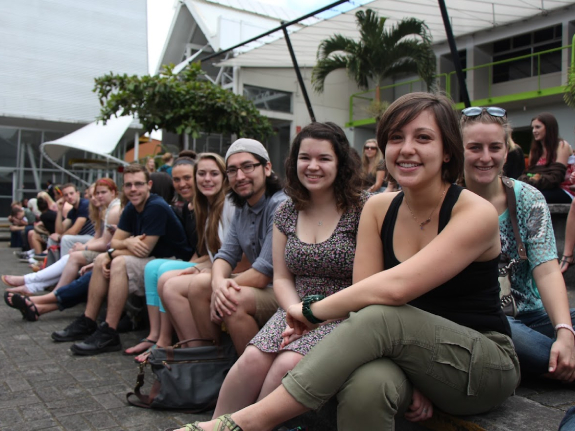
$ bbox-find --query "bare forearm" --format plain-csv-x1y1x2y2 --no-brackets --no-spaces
274,278,301,310
234,268,271,288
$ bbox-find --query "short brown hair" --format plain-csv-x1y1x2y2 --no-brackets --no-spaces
123,163,150,182
376,92,463,184
61,183,77,192
285,122,363,211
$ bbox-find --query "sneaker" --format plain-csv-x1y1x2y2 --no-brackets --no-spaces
20,258,36,264
70,322,121,356
51,314,97,342
14,250,33,259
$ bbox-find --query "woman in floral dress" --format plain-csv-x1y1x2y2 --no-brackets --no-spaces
209,121,368,417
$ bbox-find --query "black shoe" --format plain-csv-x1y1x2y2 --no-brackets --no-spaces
70,322,121,356
51,314,97,342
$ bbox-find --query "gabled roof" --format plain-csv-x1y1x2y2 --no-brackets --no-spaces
219,0,575,68
156,0,303,72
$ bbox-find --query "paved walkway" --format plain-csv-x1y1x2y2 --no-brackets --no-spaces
0,243,574,431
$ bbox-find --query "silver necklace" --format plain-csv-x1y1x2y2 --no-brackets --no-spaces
404,186,447,230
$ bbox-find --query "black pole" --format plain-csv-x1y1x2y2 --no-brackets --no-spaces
437,0,471,107
282,24,316,122
201,0,350,63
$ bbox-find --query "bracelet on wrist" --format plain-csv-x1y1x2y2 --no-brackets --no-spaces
555,323,575,338
302,294,325,324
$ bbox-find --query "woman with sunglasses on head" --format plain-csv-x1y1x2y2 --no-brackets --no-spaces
461,106,575,383
126,154,235,359
167,93,519,431
361,138,386,192
518,112,572,203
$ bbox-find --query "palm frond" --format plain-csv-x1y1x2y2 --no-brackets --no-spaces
312,55,351,93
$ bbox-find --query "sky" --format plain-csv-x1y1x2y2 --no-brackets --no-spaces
146,0,351,73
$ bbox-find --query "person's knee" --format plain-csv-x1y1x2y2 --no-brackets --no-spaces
268,353,302,381
222,288,255,322
110,255,127,276
188,274,212,298
337,360,412,421
235,347,273,376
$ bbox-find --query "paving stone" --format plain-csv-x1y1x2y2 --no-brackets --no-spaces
83,410,121,429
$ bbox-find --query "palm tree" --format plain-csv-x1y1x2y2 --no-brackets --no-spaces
312,9,436,102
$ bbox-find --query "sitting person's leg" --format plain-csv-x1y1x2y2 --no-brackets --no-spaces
508,308,575,377
69,255,153,355
212,346,277,417
257,351,303,400
163,272,211,345
29,231,45,255
4,254,71,295
125,260,194,355
194,304,520,431
54,250,90,289
60,234,93,257
336,357,413,429
222,286,277,355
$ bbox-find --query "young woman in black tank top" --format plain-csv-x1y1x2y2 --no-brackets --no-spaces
168,93,520,431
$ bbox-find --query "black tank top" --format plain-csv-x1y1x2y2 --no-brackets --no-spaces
381,184,511,336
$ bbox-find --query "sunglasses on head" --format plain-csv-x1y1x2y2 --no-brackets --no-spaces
461,107,506,118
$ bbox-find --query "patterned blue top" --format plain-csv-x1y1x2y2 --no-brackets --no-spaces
500,179,557,314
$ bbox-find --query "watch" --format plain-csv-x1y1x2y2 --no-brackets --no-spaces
107,248,115,260
302,294,326,324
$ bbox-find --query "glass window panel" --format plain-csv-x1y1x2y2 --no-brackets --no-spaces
243,85,292,113
493,39,510,53
534,27,554,43
0,127,19,168
513,33,531,48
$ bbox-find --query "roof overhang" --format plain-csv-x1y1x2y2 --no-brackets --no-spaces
219,0,575,68
40,115,134,168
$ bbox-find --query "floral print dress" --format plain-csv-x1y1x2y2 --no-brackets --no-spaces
249,192,369,355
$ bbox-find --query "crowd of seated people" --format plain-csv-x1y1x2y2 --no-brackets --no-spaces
2,95,575,430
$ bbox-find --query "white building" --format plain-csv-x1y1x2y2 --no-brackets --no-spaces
0,0,148,212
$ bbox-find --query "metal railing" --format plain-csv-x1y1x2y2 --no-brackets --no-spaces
348,36,574,127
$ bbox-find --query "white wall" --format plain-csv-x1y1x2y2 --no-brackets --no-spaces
0,0,148,125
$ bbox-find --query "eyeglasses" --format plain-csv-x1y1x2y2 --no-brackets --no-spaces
123,181,147,189
364,146,377,151
226,163,262,177
461,107,507,118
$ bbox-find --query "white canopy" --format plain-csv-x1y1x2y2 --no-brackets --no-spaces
40,115,134,185
220,0,575,68
40,115,134,165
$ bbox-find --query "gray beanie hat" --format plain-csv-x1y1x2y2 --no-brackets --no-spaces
225,138,270,163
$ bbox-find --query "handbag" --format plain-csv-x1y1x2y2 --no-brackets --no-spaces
126,334,237,411
499,177,528,317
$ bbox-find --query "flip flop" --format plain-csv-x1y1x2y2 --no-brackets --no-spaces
1,275,19,288
123,338,158,356
134,344,158,364
11,294,39,322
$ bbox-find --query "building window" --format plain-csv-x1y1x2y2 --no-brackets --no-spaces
243,85,292,113
492,24,562,84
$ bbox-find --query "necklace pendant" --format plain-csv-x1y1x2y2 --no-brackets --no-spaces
419,218,431,230
318,221,322,226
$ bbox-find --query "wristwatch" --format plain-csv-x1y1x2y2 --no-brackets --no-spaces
302,294,326,324
107,248,115,260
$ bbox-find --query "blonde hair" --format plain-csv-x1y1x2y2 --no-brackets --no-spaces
361,138,384,177
192,153,229,256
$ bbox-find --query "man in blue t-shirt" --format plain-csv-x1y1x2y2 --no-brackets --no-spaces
49,183,96,256
51,164,192,355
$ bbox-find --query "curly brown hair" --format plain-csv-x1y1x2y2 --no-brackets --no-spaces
284,122,363,211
